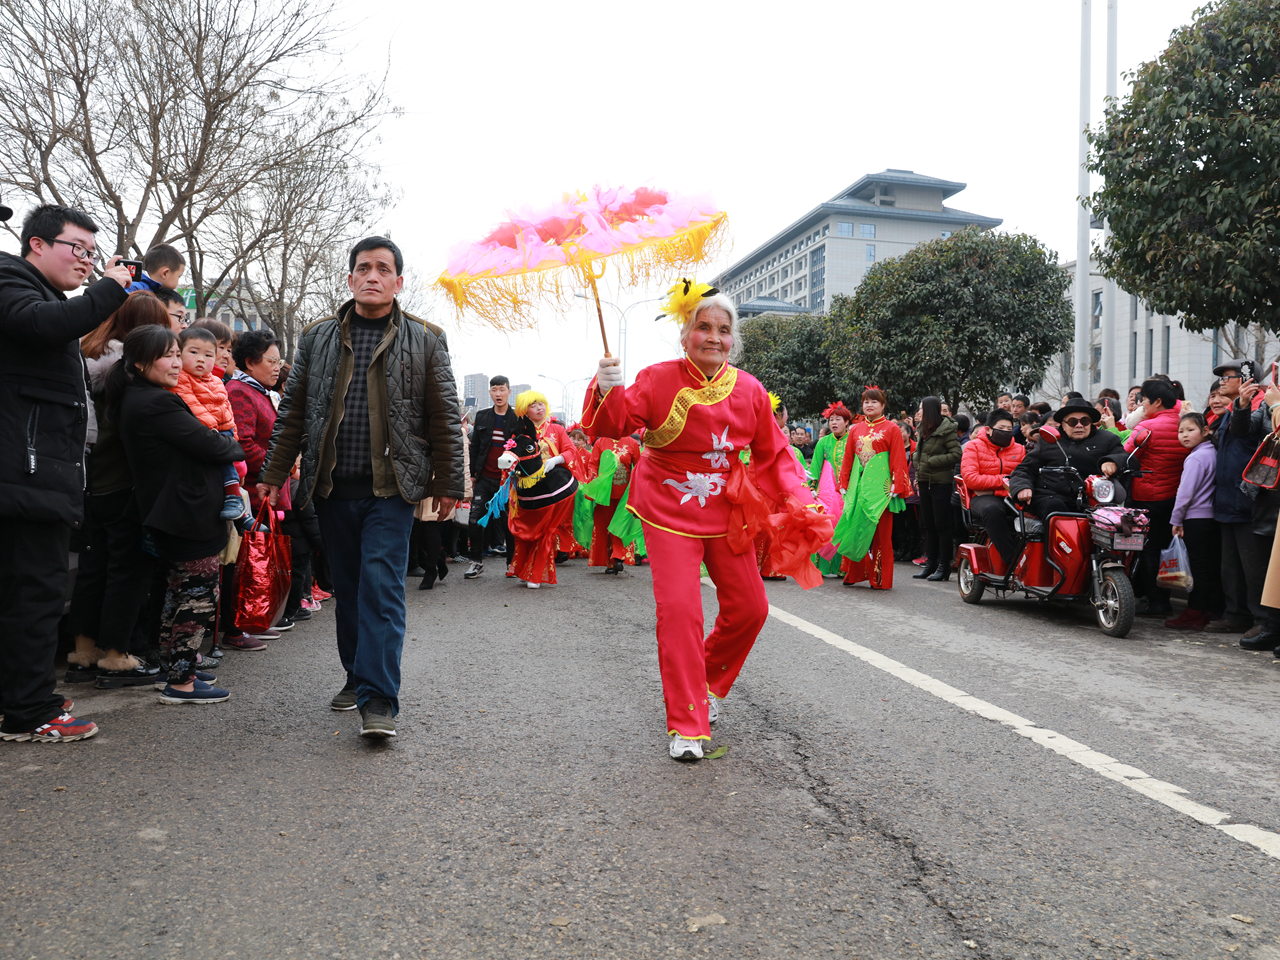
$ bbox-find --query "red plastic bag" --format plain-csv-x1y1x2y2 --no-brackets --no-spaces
233,500,291,634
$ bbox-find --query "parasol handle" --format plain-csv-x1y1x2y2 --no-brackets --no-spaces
585,267,611,358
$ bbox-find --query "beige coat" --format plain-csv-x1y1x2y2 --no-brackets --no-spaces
1261,405,1280,608
415,423,472,521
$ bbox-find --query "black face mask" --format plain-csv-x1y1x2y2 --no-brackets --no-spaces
989,428,1015,447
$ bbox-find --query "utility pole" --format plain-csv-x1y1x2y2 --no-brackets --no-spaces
1099,0,1119,391
1074,0,1092,394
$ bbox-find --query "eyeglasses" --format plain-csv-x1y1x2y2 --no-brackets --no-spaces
1062,416,1092,427
41,237,98,263
1219,374,1243,382
262,356,283,367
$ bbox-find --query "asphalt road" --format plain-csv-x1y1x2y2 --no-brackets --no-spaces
2,556,1279,960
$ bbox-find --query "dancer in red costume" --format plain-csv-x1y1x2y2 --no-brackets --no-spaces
586,435,641,573
505,391,582,588
835,387,911,589
581,280,831,761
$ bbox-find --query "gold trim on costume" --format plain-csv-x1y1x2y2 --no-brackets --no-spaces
643,364,737,449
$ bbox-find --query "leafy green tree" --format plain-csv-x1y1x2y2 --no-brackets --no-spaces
736,313,851,419
825,228,1073,415
1087,0,1280,332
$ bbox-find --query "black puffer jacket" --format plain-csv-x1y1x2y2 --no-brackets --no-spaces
0,252,128,526
262,299,465,508
1008,426,1125,500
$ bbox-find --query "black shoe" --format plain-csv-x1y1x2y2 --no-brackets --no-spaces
1241,629,1280,652
275,617,296,631
418,576,435,590
64,662,100,684
1136,602,1174,618
359,697,396,738
555,551,570,564
94,658,163,688
437,560,448,582
290,607,312,622
927,567,951,582
912,562,938,580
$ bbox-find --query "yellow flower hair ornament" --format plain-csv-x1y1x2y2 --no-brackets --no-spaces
768,390,782,413
655,277,719,324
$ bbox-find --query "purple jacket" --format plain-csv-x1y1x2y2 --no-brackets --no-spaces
1171,440,1216,526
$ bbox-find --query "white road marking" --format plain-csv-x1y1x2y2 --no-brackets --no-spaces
762,597,1280,862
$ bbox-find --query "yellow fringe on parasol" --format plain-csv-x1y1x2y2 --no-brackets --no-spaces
437,213,728,332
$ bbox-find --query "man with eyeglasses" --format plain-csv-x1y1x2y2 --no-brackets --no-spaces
1210,358,1275,643
1008,397,1125,519
0,203,132,742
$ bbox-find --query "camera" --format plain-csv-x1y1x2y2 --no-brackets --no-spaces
120,259,144,282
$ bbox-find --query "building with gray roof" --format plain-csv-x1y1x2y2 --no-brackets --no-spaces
713,170,1002,314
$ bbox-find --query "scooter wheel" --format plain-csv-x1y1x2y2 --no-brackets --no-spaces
957,555,985,605
1096,568,1135,637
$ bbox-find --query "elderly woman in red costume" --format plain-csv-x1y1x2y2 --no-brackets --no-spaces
582,279,831,761
834,386,911,589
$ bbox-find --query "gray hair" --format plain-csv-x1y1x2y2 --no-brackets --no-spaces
678,293,742,362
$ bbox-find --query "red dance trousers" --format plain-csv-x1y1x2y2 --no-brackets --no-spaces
643,523,769,741
589,501,629,566
842,511,895,589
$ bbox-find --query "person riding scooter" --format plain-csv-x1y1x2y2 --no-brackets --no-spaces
1008,398,1126,518
960,408,1026,570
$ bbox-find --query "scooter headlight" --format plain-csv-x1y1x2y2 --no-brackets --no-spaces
1091,478,1115,504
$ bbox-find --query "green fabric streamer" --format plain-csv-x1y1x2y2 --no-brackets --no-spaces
833,451,892,561
608,485,646,556
572,487,595,550
581,450,618,504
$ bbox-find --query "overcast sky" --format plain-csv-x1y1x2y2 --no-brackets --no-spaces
334,0,1205,412
9,0,1209,414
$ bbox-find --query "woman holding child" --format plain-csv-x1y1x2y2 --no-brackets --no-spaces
112,325,244,703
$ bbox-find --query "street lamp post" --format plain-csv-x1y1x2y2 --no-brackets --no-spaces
538,374,590,421
575,293,664,385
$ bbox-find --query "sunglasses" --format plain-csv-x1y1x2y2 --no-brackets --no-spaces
1062,416,1092,427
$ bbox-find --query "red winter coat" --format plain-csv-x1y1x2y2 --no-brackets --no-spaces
1123,406,1188,502
960,426,1026,496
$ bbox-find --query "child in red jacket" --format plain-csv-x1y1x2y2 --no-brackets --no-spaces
174,326,245,521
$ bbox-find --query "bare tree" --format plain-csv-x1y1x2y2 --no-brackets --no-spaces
0,0,394,322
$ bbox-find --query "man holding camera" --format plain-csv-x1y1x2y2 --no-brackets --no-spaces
0,204,132,742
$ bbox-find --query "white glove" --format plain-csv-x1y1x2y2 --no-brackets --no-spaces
597,357,623,391
542,455,564,472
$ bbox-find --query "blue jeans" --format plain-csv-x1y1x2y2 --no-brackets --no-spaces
314,495,415,713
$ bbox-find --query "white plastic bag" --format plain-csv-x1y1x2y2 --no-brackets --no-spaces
1157,535,1193,592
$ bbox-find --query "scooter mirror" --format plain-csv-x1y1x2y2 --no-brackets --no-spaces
1038,424,1060,444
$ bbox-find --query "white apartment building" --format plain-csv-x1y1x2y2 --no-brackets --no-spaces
1056,259,1261,410
712,170,1002,316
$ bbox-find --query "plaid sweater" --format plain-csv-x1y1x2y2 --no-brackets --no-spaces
331,314,386,481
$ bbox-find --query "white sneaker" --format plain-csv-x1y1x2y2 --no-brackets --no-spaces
707,693,719,725
669,735,703,761
526,581,541,589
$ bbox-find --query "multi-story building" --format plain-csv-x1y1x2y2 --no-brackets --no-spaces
462,372,489,411
510,383,532,400
1058,259,1259,410
712,170,1002,316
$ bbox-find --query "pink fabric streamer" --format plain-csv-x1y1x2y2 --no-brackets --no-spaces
444,186,722,277
815,461,843,560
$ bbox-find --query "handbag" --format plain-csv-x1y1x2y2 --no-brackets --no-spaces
233,499,292,634
1244,431,1280,490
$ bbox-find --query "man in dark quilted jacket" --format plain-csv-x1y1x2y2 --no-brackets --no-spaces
261,237,465,739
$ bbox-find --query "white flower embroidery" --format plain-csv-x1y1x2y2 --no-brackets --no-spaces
701,427,734,470
664,472,726,507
